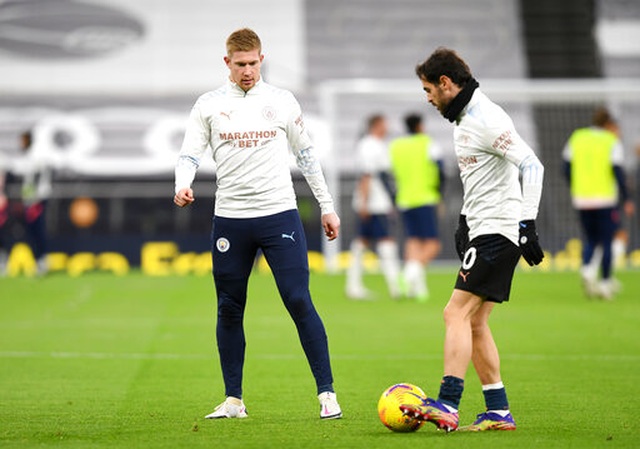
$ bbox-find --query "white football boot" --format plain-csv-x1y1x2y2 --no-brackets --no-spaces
318,391,342,419
597,279,619,301
205,397,248,419
345,284,374,300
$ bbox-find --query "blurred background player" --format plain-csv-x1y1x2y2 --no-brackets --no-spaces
174,28,342,420
0,151,9,275
577,111,632,292
345,114,401,299
400,48,544,432
12,131,57,276
389,113,444,301
562,107,634,300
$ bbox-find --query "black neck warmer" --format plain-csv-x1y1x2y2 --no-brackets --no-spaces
443,78,480,123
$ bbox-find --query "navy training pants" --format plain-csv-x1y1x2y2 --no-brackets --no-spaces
578,207,618,279
211,209,334,398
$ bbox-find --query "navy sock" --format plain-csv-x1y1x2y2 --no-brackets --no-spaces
438,375,464,410
483,387,509,411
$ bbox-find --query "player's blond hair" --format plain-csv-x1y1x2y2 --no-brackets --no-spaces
226,28,262,56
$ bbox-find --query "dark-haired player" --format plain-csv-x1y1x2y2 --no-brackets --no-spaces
400,48,544,432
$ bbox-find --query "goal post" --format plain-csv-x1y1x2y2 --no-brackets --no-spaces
317,78,640,272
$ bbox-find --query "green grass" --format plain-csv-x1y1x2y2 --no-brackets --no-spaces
1,269,639,448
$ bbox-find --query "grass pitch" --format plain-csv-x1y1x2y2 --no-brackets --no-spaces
1,269,639,448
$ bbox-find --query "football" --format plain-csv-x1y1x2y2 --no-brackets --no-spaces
377,383,427,432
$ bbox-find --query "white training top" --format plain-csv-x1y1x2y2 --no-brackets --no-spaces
427,140,444,163
11,149,57,206
351,134,394,214
175,79,334,218
455,89,544,245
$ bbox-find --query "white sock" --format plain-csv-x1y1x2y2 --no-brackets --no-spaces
415,264,427,298
482,382,504,391
612,238,626,268
488,409,511,417
346,240,366,290
377,240,401,296
442,403,458,413
403,260,426,297
403,260,418,296
585,245,602,279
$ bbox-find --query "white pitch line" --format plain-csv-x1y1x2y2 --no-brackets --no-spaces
0,351,638,362
0,351,210,360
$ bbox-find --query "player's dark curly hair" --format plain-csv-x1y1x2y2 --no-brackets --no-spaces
415,47,473,87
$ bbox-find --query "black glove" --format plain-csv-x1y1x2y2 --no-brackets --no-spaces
454,215,469,262
518,220,544,266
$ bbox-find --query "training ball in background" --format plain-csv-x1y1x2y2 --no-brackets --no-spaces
69,197,99,228
377,383,427,432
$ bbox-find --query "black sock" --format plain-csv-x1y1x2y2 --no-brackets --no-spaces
483,386,509,411
437,375,464,410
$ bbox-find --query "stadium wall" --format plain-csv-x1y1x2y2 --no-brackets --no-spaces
1,0,639,275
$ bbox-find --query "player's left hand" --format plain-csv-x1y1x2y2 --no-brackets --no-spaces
454,214,469,262
322,212,340,241
519,220,544,266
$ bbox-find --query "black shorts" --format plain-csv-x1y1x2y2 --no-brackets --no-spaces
454,234,521,303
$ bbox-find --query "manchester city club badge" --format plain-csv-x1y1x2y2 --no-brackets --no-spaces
262,105,276,121
216,237,230,253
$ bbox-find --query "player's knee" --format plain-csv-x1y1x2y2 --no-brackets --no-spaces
442,302,461,326
284,291,313,318
278,282,313,318
470,316,489,335
217,296,245,324
443,300,475,327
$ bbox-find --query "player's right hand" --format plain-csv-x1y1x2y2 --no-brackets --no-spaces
174,188,194,207
454,214,469,262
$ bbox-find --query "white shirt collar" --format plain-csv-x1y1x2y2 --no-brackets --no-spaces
227,78,264,96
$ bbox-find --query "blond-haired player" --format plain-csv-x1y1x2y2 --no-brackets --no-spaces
175,28,342,420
